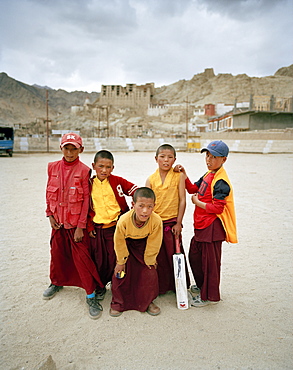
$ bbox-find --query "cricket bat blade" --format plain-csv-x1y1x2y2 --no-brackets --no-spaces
173,239,189,310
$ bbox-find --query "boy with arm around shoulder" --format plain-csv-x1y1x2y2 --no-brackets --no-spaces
87,150,138,300
43,133,103,319
145,144,189,295
178,140,237,307
110,187,163,317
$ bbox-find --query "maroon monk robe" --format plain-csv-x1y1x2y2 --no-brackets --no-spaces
156,219,190,295
89,224,116,288
188,217,225,302
111,237,159,312
50,228,103,295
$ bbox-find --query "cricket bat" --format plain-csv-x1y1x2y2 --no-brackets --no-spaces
173,238,189,310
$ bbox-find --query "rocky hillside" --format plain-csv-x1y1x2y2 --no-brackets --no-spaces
153,65,293,105
0,65,292,127
0,72,99,126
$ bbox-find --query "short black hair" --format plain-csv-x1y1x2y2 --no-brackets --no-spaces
93,150,114,164
155,143,176,157
133,187,156,203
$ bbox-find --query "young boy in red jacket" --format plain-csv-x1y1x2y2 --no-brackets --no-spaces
177,140,237,307
43,132,103,319
87,150,138,300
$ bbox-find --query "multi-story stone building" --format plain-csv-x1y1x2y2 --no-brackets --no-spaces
99,83,155,109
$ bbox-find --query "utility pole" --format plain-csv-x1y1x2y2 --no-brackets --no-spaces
46,89,49,152
185,96,189,140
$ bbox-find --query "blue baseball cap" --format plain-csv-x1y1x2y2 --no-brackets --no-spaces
201,140,229,157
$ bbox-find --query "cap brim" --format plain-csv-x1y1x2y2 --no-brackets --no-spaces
200,148,223,156
60,141,80,148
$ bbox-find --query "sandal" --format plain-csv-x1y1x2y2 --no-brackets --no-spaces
146,302,161,316
109,308,122,317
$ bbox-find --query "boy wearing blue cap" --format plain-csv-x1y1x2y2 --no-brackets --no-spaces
176,140,237,307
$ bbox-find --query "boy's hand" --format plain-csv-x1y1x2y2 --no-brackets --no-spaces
89,230,96,238
172,223,182,238
192,193,206,210
114,263,125,275
174,164,186,174
174,164,187,179
146,262,158,270
74,227,84,242
192,193,199,205
48,215,61,230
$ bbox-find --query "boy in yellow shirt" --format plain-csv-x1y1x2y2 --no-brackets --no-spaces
88,150,138,300
146,144,189,295
110,187,163,317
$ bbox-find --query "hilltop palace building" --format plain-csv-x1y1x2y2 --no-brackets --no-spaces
99,83,155,108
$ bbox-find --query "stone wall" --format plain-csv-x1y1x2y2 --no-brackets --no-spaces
12,131,293,154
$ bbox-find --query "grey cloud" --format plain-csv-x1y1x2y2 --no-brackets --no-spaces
0,0,292,91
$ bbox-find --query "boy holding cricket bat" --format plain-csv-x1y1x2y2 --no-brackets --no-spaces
145,144,189,295
110,187,163,317
176,140,237,307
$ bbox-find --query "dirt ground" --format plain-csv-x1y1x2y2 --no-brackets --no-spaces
0,151,292,370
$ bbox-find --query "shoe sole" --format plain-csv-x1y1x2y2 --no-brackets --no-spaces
42,294,56,300
42,287,63,300
109,309,122,317
191,300,219,307
146,309,161,316
89,310,102,319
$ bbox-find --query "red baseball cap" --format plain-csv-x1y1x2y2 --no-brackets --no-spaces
60,133,83,148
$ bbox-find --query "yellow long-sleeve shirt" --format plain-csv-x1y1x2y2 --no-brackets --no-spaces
148,168,180,220
114,209,163,266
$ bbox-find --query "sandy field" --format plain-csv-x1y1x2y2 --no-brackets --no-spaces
0,151,292,370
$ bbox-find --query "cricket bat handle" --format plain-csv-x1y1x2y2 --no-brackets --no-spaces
175,237,181,254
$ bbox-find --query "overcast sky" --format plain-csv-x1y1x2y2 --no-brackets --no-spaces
0,0,292,92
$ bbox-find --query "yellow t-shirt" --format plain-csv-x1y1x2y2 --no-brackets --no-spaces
92,177,121,224
114,209,163,266
148,168,180,221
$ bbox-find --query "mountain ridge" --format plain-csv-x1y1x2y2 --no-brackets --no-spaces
0,65,292,127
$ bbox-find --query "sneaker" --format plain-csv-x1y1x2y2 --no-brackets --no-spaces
95,287,106,301
190,284,200,295
43,284,63,300
190,295,219,307
190,295,210,307
86,297,103,319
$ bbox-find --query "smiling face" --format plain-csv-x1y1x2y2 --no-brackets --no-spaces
155,149,176,172
61,144,83,162
132,196,155,225
92,157,114,181
205,151,226,172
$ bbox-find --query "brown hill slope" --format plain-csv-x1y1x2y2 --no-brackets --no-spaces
153,66,293,105
0,66,292,127
0,73,99,126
